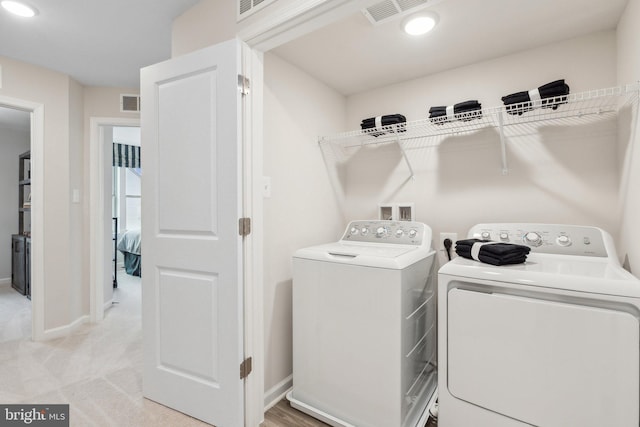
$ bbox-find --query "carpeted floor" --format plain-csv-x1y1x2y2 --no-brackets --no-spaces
0,282,31,342
0,271,210,426
0,274,438,426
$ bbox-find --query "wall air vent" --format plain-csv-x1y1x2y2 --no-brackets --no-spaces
362,0,446,25
238,0,275,21
120,94,140,113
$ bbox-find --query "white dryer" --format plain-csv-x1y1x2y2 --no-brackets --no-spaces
438,223,640,427
288,220,438,427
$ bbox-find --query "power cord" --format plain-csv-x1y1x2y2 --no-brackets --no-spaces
443,238,453,261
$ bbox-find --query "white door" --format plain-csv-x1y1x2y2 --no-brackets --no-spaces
141,39,245,426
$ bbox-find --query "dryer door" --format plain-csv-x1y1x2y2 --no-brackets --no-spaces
447,288,639,427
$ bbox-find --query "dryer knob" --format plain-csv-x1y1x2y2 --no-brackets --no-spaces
556,235,572,247
375,227,388,238
350,227,359,235
361,227,369,235
481,231,491,240
408,229,418,238
499,232,509,242
395,229,404,237
524,231,543,247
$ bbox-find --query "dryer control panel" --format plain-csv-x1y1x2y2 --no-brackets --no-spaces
341,220,430,247
468,223,612,258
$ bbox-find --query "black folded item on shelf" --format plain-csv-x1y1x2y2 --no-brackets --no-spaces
455,239,531,266
501,79,570,115
361,114,406,137
429,100,482,124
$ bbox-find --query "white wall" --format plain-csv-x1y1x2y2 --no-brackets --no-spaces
263,52,347,395
0,55,79,331
260,31,620,399
617,0,640,272
0,54,140,334
344,31,619,261
0,123,30,280
171,1,627,402
83,87,140,315
69,78,85,322
171,0,236,56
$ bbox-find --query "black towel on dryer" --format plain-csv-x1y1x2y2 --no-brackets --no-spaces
455,239,531,266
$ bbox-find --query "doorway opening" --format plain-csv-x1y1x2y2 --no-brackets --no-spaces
0,96,44,341
0,105,31,342
111,126,142,311
89,117,140,322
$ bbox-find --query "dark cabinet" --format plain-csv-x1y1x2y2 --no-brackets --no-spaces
11,235,26,295
11,151,31,297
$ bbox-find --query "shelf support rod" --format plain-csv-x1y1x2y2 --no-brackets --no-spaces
497,111,509,175
394,132,415,179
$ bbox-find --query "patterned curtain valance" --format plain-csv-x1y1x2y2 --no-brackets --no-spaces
113,143,140,168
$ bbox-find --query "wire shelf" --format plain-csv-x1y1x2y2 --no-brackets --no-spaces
318,83,639,175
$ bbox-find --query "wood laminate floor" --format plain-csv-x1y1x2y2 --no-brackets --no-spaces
262,399,438,427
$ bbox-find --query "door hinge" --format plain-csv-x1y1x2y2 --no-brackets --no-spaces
239,217,251,237
240,357,253,379
238,74,250,96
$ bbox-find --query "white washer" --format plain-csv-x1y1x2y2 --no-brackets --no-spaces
438,223,640,427
288,220,438,427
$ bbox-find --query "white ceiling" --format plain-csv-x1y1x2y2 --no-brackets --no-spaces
0,0,200,131
0,0,200,88
0,0,630,132
272,0,630,95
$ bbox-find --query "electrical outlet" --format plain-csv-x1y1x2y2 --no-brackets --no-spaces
440,232,458,261
439,232,458,250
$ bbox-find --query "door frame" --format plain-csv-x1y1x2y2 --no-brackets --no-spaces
89,117,140,322
0,95,45,340
240,2,374,424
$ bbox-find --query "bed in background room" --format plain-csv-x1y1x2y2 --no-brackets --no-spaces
117,228,141,277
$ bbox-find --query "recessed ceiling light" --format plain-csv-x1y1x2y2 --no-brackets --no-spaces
403,13,438,36
1,1,37,18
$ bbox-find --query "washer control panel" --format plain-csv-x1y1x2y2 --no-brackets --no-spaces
341,220,428,246
468,223,610,257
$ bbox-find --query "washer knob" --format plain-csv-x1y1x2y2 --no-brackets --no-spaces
361,227,369,235
375,226,388,238
350,227,359,235
408,229,418,238
524,231,543,247
481,231,491,240
499,232,509,242
395,229,404,238
556,235,571,247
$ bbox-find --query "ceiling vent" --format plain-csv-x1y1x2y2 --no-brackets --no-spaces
362,0,446,25
238,0,274,20
120,94,140,113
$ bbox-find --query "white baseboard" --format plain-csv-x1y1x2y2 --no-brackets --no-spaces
0,277,11,287
41,315,90,340
264,374,293,411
